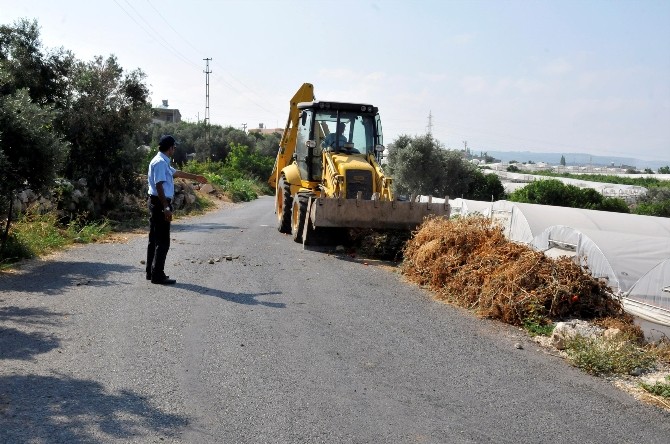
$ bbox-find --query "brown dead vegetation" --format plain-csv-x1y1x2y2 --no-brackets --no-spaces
402,216,640,334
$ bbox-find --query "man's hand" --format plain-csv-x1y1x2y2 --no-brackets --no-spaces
163,207,173,221
174,171,208,184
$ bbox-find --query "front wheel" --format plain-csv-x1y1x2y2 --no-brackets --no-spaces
276,175,292,234
291,194,309,243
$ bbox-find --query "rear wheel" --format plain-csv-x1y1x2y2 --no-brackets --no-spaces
276,175,292,233
292,194,309,243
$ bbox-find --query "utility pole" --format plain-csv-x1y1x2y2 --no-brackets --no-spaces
427,110,433,136
241,123,247,133
203,58,212,143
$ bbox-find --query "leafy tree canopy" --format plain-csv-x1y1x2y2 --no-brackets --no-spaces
0,19,74,108
386,134,505,200
60,55,151,210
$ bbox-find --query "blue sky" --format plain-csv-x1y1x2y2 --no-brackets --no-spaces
2,0,669,161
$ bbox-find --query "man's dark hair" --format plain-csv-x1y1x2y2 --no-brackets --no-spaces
158,135,176,152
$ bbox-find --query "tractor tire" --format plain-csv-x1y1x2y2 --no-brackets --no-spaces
291,194,309,243
276,175,292,234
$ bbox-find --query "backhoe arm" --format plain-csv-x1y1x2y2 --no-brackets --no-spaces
268,83,315,188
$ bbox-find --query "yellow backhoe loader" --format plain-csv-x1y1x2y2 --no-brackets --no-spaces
268,83,449,245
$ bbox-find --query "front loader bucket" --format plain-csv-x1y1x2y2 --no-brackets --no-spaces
307,197,450,231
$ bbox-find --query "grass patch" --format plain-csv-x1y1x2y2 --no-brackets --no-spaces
648,338,670,366
523,319,555,337
564,334,657,376
640,375,670,399
65,217,111,243
0,212,110,267
193,194,216,212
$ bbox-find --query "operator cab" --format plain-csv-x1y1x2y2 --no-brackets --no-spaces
294,101,384,181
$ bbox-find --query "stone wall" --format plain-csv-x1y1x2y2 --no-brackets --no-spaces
9,177,203,220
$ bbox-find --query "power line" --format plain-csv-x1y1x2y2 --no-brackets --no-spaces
145,0,202,55
144,0,281,116
114,1,282,120
113,0,200,71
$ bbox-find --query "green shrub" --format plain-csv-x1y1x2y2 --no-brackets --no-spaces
224,178,258,202
640,375,670,399
634,200,670,217
565,334,657,375
523,319,555,337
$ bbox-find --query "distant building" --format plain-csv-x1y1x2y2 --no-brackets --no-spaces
247,123,283,136
152,100,182,124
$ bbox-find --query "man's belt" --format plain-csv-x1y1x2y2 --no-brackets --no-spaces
149,195,172,203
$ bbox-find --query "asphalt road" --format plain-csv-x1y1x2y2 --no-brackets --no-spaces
1,196,669,443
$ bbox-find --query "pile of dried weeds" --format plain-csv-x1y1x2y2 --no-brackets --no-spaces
402,216,631,327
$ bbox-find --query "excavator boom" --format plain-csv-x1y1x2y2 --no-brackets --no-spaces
268,83,314,189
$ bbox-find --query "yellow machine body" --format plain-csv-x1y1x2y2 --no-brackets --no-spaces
270,83,449,244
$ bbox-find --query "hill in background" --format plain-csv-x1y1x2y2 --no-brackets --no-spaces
482,151,669,170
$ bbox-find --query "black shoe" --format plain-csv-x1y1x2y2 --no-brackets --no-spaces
146,273,152,280
151,276,176,285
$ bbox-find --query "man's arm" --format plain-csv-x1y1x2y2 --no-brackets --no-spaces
155,181,173,221
174,171,208,184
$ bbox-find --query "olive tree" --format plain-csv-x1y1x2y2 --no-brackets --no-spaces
0,20,71,252
386,134,504,200
60,55,151,214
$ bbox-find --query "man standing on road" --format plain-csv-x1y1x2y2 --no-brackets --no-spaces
146,135,208,285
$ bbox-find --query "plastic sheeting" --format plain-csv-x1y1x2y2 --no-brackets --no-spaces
446,198,492,217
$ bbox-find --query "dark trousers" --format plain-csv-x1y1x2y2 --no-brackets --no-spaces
146,196,171,279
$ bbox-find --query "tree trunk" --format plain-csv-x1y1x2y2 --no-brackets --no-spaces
1,193,14,255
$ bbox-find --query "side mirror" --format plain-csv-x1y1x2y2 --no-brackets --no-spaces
375,144,385,153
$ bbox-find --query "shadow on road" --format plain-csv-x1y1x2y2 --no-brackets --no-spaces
0,328,59,361
176,283,285,308
0,374,189,443
172,222,241,233
0,261,137,295
0,306,64,360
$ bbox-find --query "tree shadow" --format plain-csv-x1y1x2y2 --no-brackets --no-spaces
0,328,59,360
0,374,189,443
0,261,137,295
0,306,63,326
0,306,64,360
175,283,285,308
